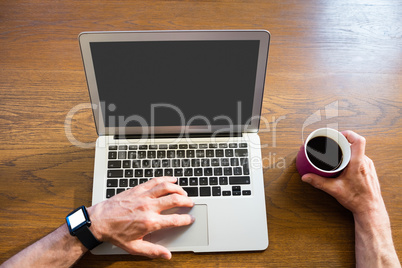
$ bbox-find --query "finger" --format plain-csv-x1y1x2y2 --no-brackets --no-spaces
156,193,195,212
341,130,366,161
147,181,188,198
139,176,178,191
124,239,172,260
302,173,338,197
157,213,195,230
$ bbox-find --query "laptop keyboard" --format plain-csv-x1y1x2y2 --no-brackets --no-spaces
106,142,252,199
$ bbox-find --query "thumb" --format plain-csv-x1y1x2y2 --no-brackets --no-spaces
302,173,334,195
124,239,172,260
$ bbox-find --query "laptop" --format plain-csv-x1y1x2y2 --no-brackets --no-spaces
79,30,270,254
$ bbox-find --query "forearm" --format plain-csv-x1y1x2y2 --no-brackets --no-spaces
1,224,88,268
354,208,401,268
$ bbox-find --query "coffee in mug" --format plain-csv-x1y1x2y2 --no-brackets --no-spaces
296,128,351,177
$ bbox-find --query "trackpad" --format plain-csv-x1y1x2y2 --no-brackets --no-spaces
148,204,208,248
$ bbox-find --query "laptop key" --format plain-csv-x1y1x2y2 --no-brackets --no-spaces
162,159,170,167
194,168,203,176
132,160,141,168
129,179,138,187
184,168,193,176
231,158,239,166
154,169,164,177
225,149,234,157
206,150,214,157
118,151,127,159
229,143,237,148
200,187,211,196
177,150,185,158
212,186,221,196
204,168,213,176
142,160,151,168
152,160,161,168
108,152,117,159
174,168,183,177
167,151,175,158
164,169,173,176
106,189,115,198
123,160,131,168
180,178,188,186
117,188,125,194
125,169,133,177
183,187,198,197
224,167,232,175
108,170,123,178
199,177,208,185
147,151,156,159
222,190,231,196
242,190,251,195
134,169,143,177
139,179,148,184
216,149,224,157
211,158,220,166
159,144,168,149
235,149,248,157
221,158,229,166
145,169,153,177
209,177,218,185
189,177,198,185
201,159,210,167
157,150,166,158
128,151,136,159
196,150,205,157
191,159,200,167
213,167,222,176
219,176,228,185
186,150,195,158
138,151,146,159
107,179,118,187
234,167,242,175
182,159,191,167
119,179,128,187
229,176,250,185
109,145,118,150
108,160,121,168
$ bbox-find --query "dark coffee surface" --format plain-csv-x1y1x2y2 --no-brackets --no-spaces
306,136,343,171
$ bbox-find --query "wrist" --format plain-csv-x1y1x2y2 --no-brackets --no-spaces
86,204,105,242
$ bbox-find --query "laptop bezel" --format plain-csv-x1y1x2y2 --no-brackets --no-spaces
79,30,270,136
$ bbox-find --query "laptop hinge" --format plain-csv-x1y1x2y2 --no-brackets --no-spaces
114,132,242,139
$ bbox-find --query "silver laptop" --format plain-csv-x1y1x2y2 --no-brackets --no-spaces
79,30,270,254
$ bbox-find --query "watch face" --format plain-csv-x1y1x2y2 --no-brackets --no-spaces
68,209,86,229
66,206,90,234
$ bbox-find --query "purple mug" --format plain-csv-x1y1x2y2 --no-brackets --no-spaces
296,128,351,177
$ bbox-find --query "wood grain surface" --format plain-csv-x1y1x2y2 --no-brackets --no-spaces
0,0,401,267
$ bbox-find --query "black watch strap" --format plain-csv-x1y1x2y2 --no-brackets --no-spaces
75,224,102,250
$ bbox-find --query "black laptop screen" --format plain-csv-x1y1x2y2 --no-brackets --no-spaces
90,40,260,128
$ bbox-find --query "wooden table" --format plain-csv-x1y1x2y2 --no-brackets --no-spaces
1,0,401,267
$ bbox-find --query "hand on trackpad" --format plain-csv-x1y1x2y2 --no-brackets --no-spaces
147,204,209,248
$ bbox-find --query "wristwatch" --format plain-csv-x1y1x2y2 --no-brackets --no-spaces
66,206,102,250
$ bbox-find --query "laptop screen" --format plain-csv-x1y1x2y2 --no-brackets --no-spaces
80,31,270,135
89,40,260,129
